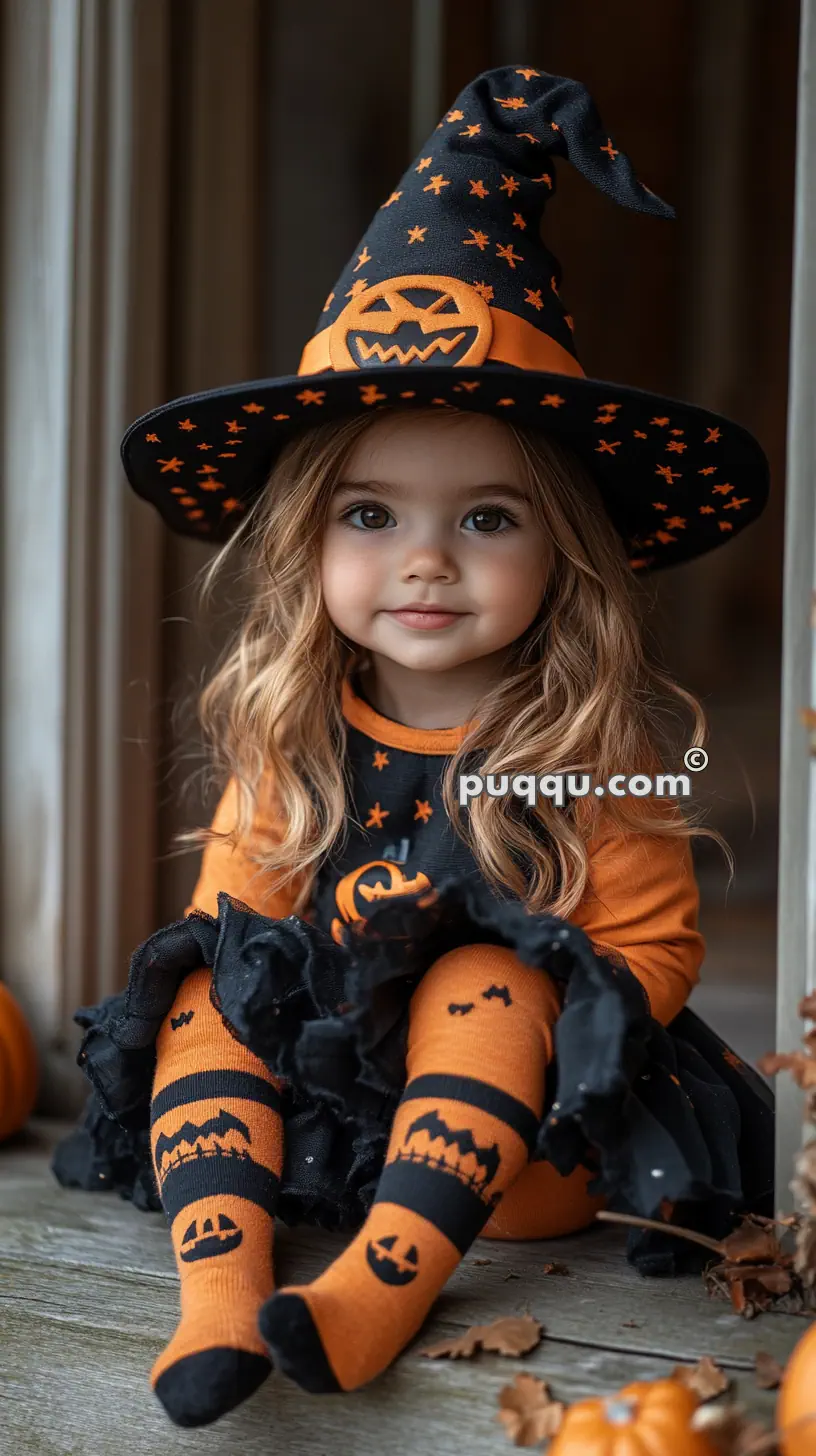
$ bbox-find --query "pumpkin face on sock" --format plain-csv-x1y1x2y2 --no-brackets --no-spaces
365,1234,420,1286
180,1212,243,1262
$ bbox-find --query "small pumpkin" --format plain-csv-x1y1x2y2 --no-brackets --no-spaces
548,1378,716,1455
778,1318,816,1456
0,980,39,1142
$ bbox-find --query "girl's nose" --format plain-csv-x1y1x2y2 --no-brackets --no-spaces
400,545,459,582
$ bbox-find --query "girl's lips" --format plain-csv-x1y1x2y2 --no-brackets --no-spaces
387,609,465,630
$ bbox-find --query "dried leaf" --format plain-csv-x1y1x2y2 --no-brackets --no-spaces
729,1280,751,1316
691,1403,777,1455
496,1373,565,1446
743,1212,801,1231
757,1051,816,1089
793,1218,816,1284
714,1261,792,1286
717,1265,793,1317
754,1351,785,1389
471,1257,492,1266
793,1142,816,1213
672,1354,731,1401
799,990,816,1022
743,1267,793,1295
420,1314,543,1360
720,1222,784,1266
705,1242,795,1316
541,1260,570,1276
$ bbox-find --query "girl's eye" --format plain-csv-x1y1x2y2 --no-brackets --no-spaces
340,503,394,530
338,502,520,533
464,506,519,533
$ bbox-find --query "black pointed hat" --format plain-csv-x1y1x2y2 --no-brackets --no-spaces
122,65,769,569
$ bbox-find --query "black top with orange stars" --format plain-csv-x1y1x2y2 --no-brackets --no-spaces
121,65,768,570
310,674,490,945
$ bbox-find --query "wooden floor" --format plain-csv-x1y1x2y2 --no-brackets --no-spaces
0,1121,806,1456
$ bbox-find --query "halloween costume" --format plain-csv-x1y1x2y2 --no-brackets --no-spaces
52,64,774,1426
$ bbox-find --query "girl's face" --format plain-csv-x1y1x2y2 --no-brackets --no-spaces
321,410,552,675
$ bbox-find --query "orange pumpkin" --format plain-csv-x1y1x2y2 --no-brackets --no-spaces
0,981,39,1142
548,1378,716,1456
778,1318,816,1456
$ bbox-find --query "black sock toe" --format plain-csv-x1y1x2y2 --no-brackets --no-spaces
153,1347,271,1427
259,1292,342,1394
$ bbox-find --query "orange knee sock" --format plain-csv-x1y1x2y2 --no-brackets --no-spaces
149,967,283,1427
260,943,558,1392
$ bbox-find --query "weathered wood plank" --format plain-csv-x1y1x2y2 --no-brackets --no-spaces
0,1126,806,1372
0,1304,780,1456
0,1233,804,1374
0,1120,803,1455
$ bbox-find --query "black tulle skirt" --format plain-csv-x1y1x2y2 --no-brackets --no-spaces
52,879,775,1276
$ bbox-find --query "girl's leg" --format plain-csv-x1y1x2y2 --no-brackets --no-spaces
260,942,558,1392
149,967,283,1427
480,1161,604,1239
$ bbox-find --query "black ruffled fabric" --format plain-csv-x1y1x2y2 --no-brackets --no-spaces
52,880,774,1274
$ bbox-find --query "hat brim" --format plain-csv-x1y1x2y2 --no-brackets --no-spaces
121,365,769,570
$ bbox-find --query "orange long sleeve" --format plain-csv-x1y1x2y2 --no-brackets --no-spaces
571,815,704,1026
184,771,306,920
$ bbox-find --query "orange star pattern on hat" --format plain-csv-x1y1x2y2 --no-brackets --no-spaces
121,64,768,567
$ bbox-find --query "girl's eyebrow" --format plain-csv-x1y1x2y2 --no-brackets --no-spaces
332,479,531,503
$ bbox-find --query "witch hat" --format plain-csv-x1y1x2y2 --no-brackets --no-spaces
121,65,769,569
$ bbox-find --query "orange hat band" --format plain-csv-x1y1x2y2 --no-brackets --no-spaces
297,303,586,380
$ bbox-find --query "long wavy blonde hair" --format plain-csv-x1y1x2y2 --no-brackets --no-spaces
177,405,725,917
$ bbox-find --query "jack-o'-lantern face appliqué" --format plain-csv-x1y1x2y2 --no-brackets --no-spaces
365,1234,420,1286
330,859,434,944
329,275,493,370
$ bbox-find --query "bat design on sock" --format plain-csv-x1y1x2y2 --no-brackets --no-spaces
154,1108,252,1172
481,984,513,1007
170,1009,195,1030
448,1001,475,1016
396,1108,501,1192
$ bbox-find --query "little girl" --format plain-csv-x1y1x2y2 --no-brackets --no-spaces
54,65,774,1430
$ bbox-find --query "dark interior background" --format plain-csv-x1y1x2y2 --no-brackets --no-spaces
149,0,797,1061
